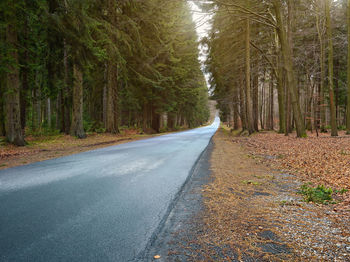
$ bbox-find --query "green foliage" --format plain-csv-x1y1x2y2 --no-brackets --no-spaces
0,0,209,143
26,127,61,138
298,184,333,204
334,188,348,194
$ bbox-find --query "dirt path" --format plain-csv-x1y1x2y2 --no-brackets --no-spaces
146,127,350,261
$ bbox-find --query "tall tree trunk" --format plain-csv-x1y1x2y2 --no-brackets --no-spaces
151,106,160,132
240,70,247,130
316,2,327,132
56,92,61,130
21,9,29,131
103,63,107,128
274,0,306,137
260,80,265,130
233,83,239,130
47,98,51,128
276,44,285,133
0,78,5,136
106,61,119,133
253,68,259,131
245,17,254,134
70,63,86,138
269,71,274,130
325,0,338,136
62,39,70,134
5,21,25,146
347,0,350,134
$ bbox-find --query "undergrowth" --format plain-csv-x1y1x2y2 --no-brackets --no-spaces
298,184,333,204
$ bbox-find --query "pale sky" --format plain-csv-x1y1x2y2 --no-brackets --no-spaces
188,1,213,88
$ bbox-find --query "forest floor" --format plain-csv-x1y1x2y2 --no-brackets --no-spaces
147,127,350,262
0,130,156,170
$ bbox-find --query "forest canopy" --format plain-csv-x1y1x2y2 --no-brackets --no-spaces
0,0,210,145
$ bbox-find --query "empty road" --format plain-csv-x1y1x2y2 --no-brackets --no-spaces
0,117,220,262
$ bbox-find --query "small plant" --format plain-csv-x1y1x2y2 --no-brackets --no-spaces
242,180,261,186
334,188,348,194
298,184,333,204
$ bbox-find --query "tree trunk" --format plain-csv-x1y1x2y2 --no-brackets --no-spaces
315,2,327,132
0,78,5,136
151,106,160,132
62,39,70,134
70,63,86,138
47,98,51,128
269,71,274,130
274,0,306,137
325,0,338,136
106,61,119,133
233,83,239,130
240,70,247,130
276,48,285,133
5,22,25,146
347,0,350,134
245,17,254,134
253,68,259,131
21,10,29,131
103,63,107,128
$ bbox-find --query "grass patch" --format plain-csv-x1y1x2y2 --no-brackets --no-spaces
0,163,6,167
334,188,348,194
242,180,261,186
298,183,333,204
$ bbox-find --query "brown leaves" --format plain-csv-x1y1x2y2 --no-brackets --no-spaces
242,131,350,212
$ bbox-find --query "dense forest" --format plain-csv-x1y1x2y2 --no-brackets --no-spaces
0,0,210,146
202,0,350,137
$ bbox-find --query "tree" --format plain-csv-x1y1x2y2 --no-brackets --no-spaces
325,0,338,136
347,0,350,134
2,2,25,146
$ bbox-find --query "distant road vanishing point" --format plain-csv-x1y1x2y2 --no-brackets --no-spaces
0,117,220,262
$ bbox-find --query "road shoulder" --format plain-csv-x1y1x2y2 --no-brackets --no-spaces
145,127,349,261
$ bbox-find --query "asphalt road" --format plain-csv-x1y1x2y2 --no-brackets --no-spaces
0,117,220,262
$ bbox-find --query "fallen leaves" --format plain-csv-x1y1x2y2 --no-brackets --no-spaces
242,131,350,213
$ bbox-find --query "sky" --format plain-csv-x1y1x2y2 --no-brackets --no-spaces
188,1,213,88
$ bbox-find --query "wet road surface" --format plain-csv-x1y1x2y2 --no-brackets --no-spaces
0,117,219,262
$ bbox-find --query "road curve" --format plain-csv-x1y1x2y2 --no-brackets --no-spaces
0,117,220,262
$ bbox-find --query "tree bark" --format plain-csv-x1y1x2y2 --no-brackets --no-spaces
20,9,29,131
347,0,350,133
316,4,327,132
240,70,247,130
106,61,119,133
70,63,86,138
274,0,306,137
0,77,5,136
5,22,25,145
325,0,338,136
252,67,259,131
62,39,70,134
276,45,285,133
233,83,239,130
245,17,254,134
269,70,274,130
